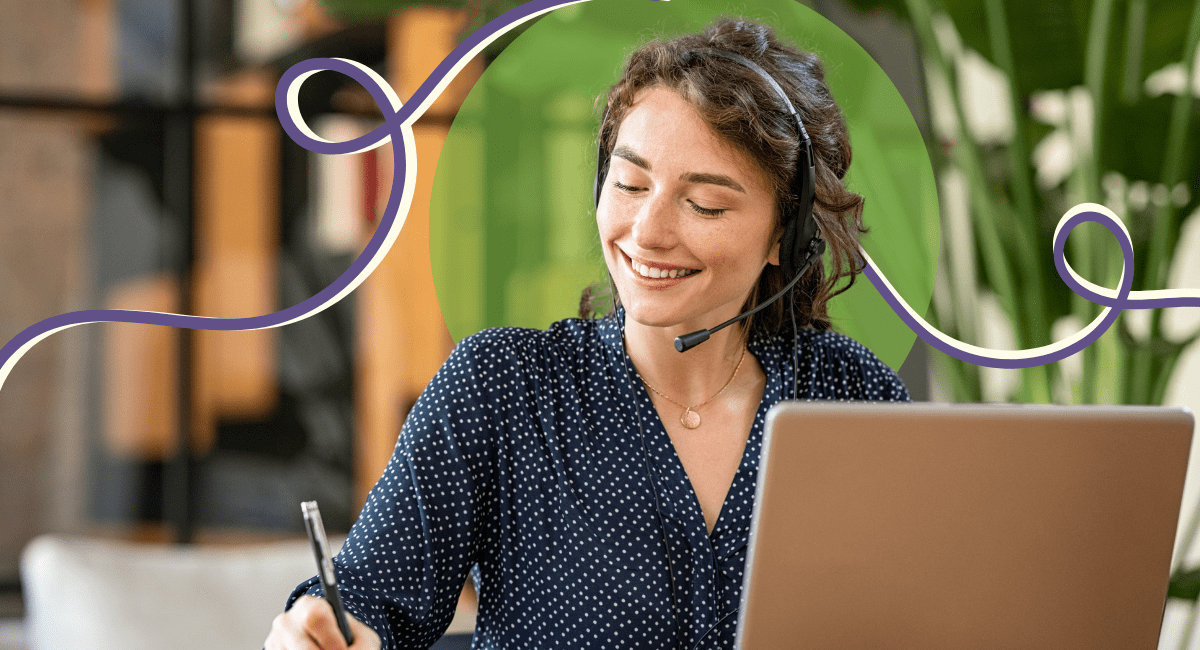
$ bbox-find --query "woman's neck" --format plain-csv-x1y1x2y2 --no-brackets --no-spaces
622,315,752,406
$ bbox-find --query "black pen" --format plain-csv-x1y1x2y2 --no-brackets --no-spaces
301,501,355,646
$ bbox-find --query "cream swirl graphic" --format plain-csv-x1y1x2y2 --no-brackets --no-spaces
0,0,1198,395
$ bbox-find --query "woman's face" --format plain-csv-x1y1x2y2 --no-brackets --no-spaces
597,86,780,334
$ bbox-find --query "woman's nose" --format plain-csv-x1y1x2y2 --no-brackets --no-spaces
631,193,676,250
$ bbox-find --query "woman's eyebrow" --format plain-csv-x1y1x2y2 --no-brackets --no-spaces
612,145,651,170
680,172,745,193
612,145,746,194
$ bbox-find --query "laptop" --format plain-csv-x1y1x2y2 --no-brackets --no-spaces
736,403,1194,650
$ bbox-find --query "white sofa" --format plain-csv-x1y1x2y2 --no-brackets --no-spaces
20,534,339,650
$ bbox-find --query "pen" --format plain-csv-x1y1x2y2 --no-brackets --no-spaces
301,500,355,646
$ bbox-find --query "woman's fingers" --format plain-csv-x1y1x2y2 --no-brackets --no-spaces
346,614,383,650
267,607,321,650
265,595,371,650
299,596,357,649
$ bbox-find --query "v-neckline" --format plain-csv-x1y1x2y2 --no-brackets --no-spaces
620,345,780,547
601,310,791,552
641,356,772,540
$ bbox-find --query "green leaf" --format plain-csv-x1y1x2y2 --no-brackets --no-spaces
1170,567,1200,602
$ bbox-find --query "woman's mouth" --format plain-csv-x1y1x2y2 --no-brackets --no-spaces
623,251,700,280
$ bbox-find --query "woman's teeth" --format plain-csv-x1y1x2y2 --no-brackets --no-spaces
633,261,698,279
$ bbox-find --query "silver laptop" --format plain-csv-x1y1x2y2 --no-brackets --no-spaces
737,403,1194,650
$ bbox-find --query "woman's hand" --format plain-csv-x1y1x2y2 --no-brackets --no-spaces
264,595,382,650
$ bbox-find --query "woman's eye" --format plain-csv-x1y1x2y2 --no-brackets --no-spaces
689,201,726,217
613,181,641,193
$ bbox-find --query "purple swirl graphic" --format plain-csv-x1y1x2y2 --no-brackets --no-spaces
1,2,1197,392
861,202,1200,369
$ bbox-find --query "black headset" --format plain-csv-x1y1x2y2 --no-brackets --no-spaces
594,48,826,353
608,48,824,650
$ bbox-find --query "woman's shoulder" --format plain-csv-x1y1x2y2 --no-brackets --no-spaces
407,319,604,433
450,318,604,368
416,320,604,428
793,328,911,401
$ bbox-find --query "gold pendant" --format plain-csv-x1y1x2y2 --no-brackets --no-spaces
681,408,701,429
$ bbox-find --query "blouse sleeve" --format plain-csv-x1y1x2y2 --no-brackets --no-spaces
285,333,509,648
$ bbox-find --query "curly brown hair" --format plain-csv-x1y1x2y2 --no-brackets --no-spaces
580,17,867,336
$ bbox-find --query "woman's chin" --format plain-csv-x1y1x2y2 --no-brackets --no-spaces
621,303,687,331
621,303,714,336
621,296,752,339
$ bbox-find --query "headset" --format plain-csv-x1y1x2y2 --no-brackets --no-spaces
603,48,824,649
594,48,826,355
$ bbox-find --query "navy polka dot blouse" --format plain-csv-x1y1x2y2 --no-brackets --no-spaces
287,310,909,649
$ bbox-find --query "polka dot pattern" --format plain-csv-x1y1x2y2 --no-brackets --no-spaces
287,309,909,648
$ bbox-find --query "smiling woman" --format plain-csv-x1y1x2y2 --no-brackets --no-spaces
587,21,871,340
599,87,781,333
265,15,911,650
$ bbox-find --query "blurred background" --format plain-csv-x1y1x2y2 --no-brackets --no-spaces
0,0,1197,648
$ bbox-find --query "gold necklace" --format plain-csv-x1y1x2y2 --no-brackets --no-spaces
640,347,747,429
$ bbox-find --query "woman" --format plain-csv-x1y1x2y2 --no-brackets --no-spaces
265,17,909,650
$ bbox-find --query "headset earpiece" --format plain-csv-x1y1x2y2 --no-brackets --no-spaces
778,142,818,278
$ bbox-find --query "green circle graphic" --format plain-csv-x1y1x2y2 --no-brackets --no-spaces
429,0,939,369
